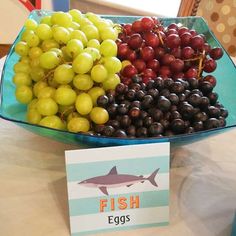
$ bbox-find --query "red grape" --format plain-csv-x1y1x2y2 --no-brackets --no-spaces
155,47,165,59
128,33,143,49
180,32,192,46
189,29,197,36
133,59,146,72
178,27,189,36
161,53,175,65
185,68,198,78
131,20,143,33
147,59,160,72
141,17,154,31
203,43,211,54
202,75,217,87
167,23,179,30
171,48,181,58
122,65,138,78
165,29,178,36
170,59,184,73
166,34,181,49
118,43,129,58
159,66,171,78
181,46,195,59
142,68,156,79
203,58,217,72
140,46,155,61
210,47,223,60
123,24,132,35
126,49,137,61
143,32,160,48
190,35,204,50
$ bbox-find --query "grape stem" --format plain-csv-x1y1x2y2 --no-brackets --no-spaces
198,49,206,79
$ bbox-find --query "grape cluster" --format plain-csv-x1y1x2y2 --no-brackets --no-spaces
116,17,223,85
94,76,228,138
13,10,122,133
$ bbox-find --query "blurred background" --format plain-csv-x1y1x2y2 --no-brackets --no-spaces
0,0,235,57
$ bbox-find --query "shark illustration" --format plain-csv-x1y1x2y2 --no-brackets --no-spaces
78,166,159,195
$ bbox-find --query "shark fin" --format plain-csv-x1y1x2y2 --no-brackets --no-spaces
107,166,118,175
148,168,160,187
127,184,133,187
99,186,109,195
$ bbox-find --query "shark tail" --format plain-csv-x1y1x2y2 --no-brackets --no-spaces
147,168,160,187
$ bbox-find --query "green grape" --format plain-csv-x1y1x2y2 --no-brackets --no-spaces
81,25,99,41
26,33,40,47
15,41,29,56
30,57,40,68
21,30,34,42
33,81,48,97
69,9,83,23
14,61,31,73
103,56,122,73
73,74,94,90
41,39,59,51
102,74,120,91
38,86,56,99
85,12,101,25
72,52,93,74
39,51,60,69
95,20,110,29
78,17,93,27
67,111,80,122
87,39,100,49
91,64,108,83
53,26,70,44
70,21,80,30
35,24,52,40
27,109,42,124
51,11,72,28
40,15,52,26
90,107,109,125
30,67,45,82
70,30,88,46
82,47,101,61
49,48,63,58
28,46,43,59
100,39,117,57
66,39,84,58
58,84,72,89
15,85,33,104
20,56,30,64
13,72,32,86
100,26,118,41
67,117,90,133
88,87,105,105
39,115,65,130
24,19,38,30
27,98,38,110
54,64,74,84
75,93,93,115
36,98,58,116
54,87,77,106
61,46,72,62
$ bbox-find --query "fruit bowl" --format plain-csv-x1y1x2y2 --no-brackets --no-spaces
0,10,236,147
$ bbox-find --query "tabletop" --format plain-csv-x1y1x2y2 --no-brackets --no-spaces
0,56,236,236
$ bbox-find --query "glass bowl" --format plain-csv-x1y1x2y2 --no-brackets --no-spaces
0,10,236,147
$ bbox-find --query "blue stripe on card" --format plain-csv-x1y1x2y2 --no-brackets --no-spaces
71,221,169,236
66,156,169,182
69,190,169,216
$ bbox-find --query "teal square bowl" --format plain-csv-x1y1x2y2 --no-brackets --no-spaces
0,10,236,146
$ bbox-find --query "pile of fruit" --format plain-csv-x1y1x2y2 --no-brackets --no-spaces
12,10,228,138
